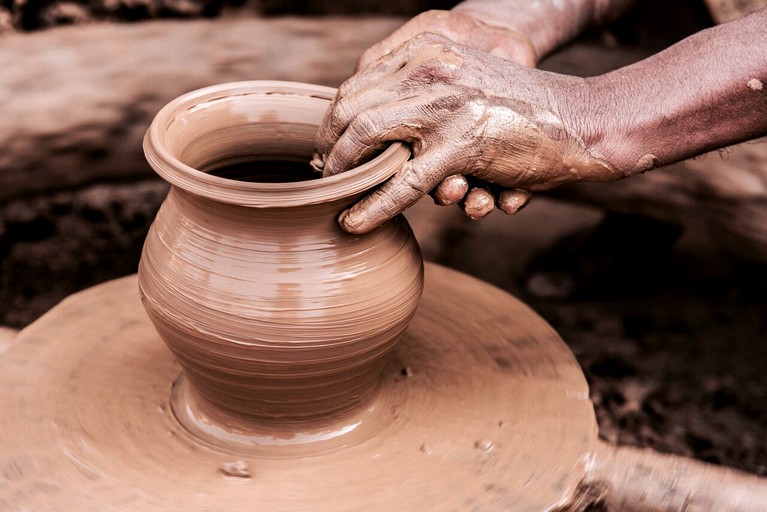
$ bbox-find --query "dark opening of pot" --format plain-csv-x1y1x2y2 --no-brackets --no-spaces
208,160,320,183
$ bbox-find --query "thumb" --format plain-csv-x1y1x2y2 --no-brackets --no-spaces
339,150,448,234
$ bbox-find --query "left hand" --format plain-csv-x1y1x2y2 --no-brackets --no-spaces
354,9,537,72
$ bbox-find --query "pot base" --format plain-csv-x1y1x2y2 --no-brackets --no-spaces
169,368,404,458
0,264,597,511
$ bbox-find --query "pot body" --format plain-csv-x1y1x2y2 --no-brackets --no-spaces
138,81,423,423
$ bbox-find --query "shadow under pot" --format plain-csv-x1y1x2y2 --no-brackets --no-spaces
138,81,424,427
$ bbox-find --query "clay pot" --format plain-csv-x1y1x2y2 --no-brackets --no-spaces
138,81,423,425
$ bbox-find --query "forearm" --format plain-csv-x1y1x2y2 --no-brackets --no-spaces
583,8,767,175
453,0,636,62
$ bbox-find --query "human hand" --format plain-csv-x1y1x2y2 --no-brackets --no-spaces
341,9,537,228
355,9,537,71
314,34,618,234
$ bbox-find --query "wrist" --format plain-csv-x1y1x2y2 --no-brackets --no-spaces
554,74,631,181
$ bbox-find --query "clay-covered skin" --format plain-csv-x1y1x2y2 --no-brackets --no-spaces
315,6,767,234
139,82,423,423
354,9,538,71
344,1,636,222
451,0,637,63
314,33,618,233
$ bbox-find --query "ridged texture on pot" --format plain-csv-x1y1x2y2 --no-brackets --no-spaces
139,189,423,422
138,81,423,423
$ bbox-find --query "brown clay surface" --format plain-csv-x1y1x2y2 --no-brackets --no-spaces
138,81,421,423
0,264,597,511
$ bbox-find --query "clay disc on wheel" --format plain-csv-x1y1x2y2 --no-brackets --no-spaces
0,263,597,511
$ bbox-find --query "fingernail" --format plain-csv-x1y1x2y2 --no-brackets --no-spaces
338,208,356,230
498,190,532,215
462,188,495,220
339,208,367,234
434,175,469,206
310,153,325,173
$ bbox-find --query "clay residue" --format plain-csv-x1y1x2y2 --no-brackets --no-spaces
497,189,531,215
462,187,495,219
220,460,251,478
747,78,763,91
632,154,660,174
433,174,469,206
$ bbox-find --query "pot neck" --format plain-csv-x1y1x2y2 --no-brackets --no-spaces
142,81,410,209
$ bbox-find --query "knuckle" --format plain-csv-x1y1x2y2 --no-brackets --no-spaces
354,111,379,137
336,79,354,101
407,31,443,51
414,10,441,22
371,187,402,219
401,164,432,195
355,48,376,71
332,97,357,127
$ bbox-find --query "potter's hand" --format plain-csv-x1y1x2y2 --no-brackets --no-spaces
339,9,538,229
354,9,537,72
314,34,617,234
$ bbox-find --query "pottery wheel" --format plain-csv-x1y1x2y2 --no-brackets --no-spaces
0,263,597,511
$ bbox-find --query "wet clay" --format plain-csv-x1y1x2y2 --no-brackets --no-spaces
0,265,599,510
139,82,422,424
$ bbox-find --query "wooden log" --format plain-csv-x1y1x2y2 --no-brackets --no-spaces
555,143,767,262
0,16,404,199
570,441,767,511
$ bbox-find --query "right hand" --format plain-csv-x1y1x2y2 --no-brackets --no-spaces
315,34,620,234
355,9,537,72
318,9,540,224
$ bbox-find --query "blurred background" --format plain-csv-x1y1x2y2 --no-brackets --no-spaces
1,0,765,476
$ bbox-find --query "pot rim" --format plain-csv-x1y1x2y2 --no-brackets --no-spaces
143,81,410,208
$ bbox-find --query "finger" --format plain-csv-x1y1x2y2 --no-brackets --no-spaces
497,189,532,215
340,32,453,101
355,11,448,71
343,43,412,98
339,149,450,234
461,187,495,220
315,82,404,164
432,174,468,205
317,33,453,161
322,97,436,176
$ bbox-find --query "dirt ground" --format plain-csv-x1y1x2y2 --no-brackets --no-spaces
1,179,766,478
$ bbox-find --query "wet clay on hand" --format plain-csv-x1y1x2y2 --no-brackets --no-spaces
314,34,619,233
